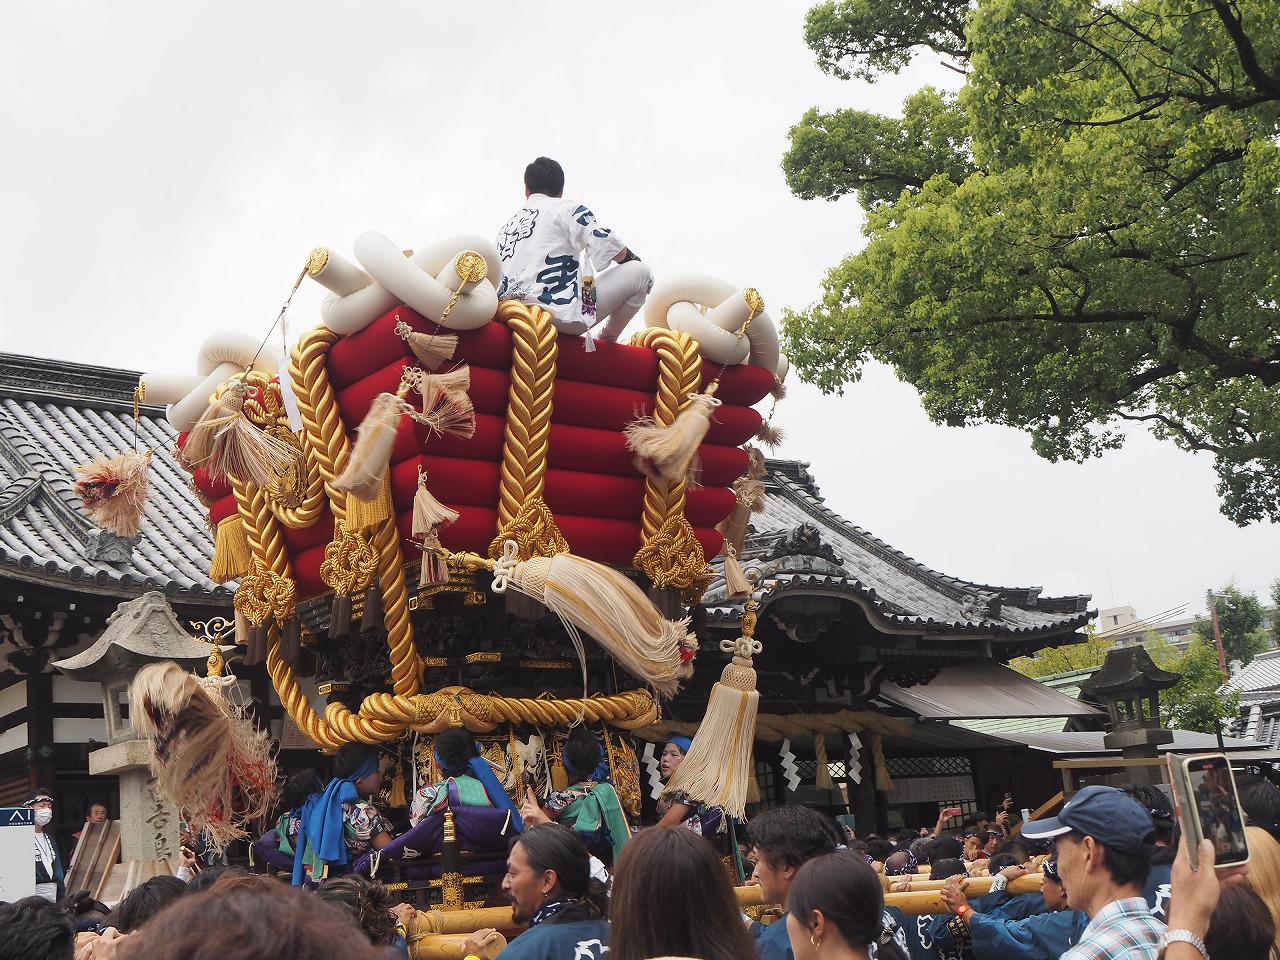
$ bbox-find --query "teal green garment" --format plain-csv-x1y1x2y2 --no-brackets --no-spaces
554,781,631,860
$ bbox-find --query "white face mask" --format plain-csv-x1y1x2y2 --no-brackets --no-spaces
34,808,53,827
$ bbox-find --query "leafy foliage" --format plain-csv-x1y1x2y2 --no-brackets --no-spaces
1159,637,1241,733
1010,628,1112,678
1194,582,1271,666
784,0,1280,523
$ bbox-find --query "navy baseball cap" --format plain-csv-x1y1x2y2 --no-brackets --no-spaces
1022,785,1157,856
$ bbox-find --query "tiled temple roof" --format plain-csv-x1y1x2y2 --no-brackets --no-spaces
0,353,229,602
704,459,1092,643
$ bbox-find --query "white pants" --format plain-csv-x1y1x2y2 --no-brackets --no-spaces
593,260,654,341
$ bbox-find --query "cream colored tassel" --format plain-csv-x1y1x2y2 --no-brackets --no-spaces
413,467,458,587
334,389,413,502
814,735,833,790
624,388,722,483
180,380,300,487
722,543,751,599
716,475,766,559
662,599,761,819
497,546,698,698
74,450,153,538
395,317,457,371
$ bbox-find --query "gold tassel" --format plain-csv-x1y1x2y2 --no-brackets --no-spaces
334,385,413,503
74,450,153,538
234,607,250,647
413,367,476,440
345,475,394,533
209,515,252,583
395,317,457,372
179,380,300,487
624,388,722,483
662,599,761,820
413,467,459,588
722,543,751,599
390,756,408,808
771,378,787,400
814,735,833,791
493,542,698,698
746,768,761,805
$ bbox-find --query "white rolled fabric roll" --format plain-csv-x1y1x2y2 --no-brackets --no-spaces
644,274,780,371
319,233,502,334
196,331,277,377
167,361,243,431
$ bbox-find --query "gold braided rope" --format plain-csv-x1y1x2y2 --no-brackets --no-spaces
290,326,351,522
630,327,703,542
267,443,327,528
358,686,658,732
493,301,558,548
366,508,421,698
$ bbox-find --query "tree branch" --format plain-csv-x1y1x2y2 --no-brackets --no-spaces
1115,410,1224,452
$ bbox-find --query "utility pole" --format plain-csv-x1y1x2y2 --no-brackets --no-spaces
1208,589,1228,751
1207,589,1229,680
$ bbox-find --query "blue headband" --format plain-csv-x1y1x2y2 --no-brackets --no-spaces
667,736,692,753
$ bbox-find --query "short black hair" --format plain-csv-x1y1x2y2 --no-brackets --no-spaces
1120,782,1175,845
865,838,895,863
746,806,841,871
24,787,54,805
930,858,968,881
562,726,604,778
987,852,1020,873
434,728,478,777
105,875,189,933
928,836,964,863
1237,774,1280,844
334,743,378,781
524,157,565,196
0,897,75,960
284,769,323,810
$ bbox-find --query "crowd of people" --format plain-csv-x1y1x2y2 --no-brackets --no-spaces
9,760,1280,960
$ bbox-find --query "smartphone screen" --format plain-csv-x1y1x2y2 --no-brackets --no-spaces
1181,755,1250,867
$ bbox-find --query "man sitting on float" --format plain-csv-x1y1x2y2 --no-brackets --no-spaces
520,726,631,866
496,156,653,344
411,727,524,828
293,744,395,884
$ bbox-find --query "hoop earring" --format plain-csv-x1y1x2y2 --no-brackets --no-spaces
810,935,821,949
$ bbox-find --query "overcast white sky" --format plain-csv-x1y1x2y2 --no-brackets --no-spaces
2,3,1276,624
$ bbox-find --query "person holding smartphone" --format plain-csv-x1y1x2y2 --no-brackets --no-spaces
1022,786,1165,960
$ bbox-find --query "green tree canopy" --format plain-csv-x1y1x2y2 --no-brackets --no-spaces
1195,582,1271,665
784,0,1280,523
1160,637,1241,733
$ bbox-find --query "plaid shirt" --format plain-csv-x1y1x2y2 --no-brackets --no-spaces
1062,897,1166,960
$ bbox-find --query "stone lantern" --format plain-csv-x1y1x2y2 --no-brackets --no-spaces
1081,642,1180,762
53,591,216,866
